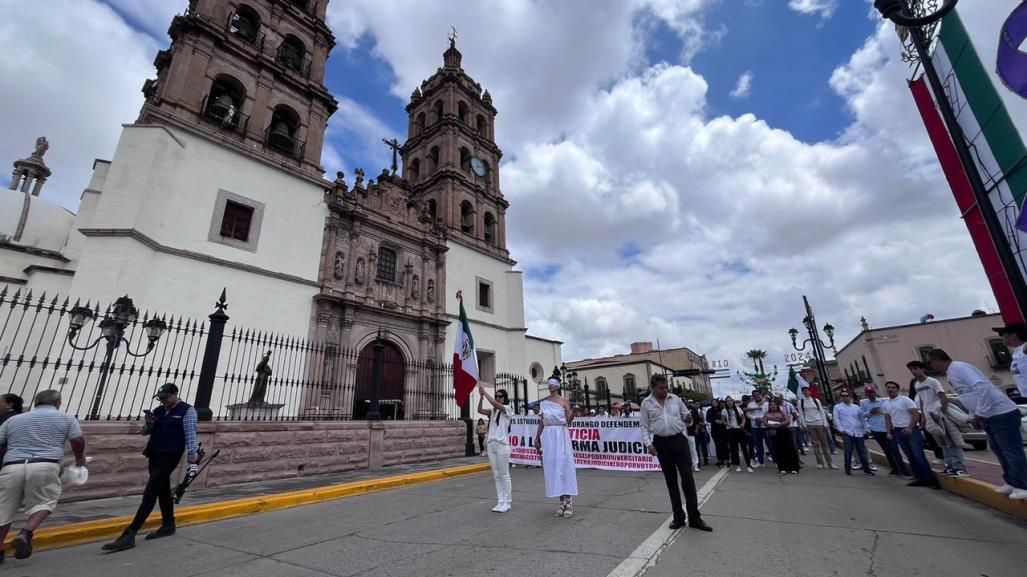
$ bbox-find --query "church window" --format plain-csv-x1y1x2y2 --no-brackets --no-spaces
377,247,397,282
476,114,487,136
623,374,637,400
459,147,471,173
460,201,474,234
433,100,444,124
530,363,544,384
428,146,440,173
595,377,608,394
427,199,437,220
204,75,246,130
409,158,420,182
458,101,469,123
277,35,307,74
476,277,493,313
208,190,264,252
220,201,253,241
483,212,496,245
267,105,300,157
228,5,261,44
415,112,426,135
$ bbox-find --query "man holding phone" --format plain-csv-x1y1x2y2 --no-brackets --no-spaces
103,383,198,552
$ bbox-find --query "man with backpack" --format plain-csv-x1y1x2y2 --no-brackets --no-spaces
797,386,835,469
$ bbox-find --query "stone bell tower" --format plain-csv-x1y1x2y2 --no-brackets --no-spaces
401,36,509,260
138,0,338,177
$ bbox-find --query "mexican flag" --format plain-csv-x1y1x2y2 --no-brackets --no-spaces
786,367,801,400
452,292,479,407
926,7,1027,315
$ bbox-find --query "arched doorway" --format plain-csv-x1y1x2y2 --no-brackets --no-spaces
353,340,406,419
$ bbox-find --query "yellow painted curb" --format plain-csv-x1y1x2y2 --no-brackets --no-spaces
3,462,490,554
866,449,1027,520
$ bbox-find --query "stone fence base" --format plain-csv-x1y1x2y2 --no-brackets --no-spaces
62,420,466,502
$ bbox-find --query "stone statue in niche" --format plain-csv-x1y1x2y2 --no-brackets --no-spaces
355,258,366,285
32,136,49,159
333,251,346,279
248,351,273,404
411,275,420,298
426,279,435,303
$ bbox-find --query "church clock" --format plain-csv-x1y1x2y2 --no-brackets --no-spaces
470,157,487,177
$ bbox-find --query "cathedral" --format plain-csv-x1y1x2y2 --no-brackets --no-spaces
0,0,560,416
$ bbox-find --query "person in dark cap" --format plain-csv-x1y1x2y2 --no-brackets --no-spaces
103,383,198,552
994,323,1027,399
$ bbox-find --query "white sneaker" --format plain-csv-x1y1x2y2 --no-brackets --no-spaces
746,467,754,473
735,466,741,472
692,465,700,472
869,464,879,471
995,484,1015,495
492,503,504,512
1010,489,1027,501
816,464,824,470
496,502,512,512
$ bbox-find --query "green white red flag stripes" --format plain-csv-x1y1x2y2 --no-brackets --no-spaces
452,291,479,407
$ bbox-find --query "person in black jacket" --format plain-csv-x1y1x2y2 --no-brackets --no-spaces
103,383,199,552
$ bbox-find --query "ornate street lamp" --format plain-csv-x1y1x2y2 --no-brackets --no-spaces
873,0,956,27
787,295,837,405
68,295,167,420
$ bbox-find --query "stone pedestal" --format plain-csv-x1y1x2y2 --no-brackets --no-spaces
225,401,285,420
368,420,385,469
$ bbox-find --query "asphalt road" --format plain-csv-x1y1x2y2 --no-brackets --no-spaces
6,464,1027,577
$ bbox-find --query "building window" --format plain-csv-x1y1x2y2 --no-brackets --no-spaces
428,146,440,173
460,201,474,234
427,199,437,220
595,376,608,393
377,247,397,282
989,338,1012,369
267,105,300,158
228,6,261,44
277,35,307,73
483,212,496,245
415,112,426,135
459,147,472,172
458,101,469,123
476,277,493,313
409,158,420,182
433,100,444,123
208,189,264,252
623,374,637,400
917,345,942,376
204,75,246,131
476,114,487,136
530,362,544,384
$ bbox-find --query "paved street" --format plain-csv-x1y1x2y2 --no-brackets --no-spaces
6,463,1027,577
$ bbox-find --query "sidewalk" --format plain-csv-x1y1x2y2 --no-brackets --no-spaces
3,455,491,553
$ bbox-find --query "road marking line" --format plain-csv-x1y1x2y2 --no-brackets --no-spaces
606,468,729,577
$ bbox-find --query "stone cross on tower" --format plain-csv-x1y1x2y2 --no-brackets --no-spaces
382,138,402,175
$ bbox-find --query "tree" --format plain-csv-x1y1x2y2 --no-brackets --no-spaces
673,386,711,403
745,349,768,373
737,349,777,396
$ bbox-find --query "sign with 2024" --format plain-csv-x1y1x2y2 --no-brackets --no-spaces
508,415,662,472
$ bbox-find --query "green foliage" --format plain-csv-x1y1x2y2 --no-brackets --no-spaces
672,386,711,402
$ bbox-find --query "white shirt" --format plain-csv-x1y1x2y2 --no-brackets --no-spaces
1012,344,1027,398
782,402,800,427
745,400,769,428
945,361,1019,418
797,396,826,426
722,407,744,429
487,404,513,444
914,376,944,413
832,402,864,437
883,396,918,429
638,393,689,446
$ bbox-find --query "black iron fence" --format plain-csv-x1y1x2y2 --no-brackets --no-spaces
0,287,459,421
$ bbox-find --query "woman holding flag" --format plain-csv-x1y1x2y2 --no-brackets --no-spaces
478,384,513,512
535,377,578,517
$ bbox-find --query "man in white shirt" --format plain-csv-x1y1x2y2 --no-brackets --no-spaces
929,349,1027,500
832,390,873,476
797,387,836,469
882,381,939,489
639,374,712,532
995,323,1027,399
906,360,967,476
744,391,773,468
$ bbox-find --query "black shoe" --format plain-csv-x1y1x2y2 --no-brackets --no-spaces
864,470,876,476
102,529,137,552
845,470,852,476
668,518,686,530
145,524,176,540
1,547,5,565
930,483,942,490
12,530,33,560
688,519,713,532
907,480,929,487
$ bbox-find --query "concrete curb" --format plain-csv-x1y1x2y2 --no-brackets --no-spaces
2,462,491,554
866,449,1027,520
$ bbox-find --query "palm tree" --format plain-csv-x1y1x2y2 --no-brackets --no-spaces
746,349,767,373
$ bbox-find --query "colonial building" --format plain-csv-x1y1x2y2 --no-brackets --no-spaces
565,341,713,400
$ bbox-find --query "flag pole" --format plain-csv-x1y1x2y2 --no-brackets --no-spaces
455,290,476,456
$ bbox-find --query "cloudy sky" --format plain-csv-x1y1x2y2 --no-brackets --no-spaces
1,0,1019,396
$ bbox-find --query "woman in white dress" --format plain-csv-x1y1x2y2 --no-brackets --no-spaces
534,377,578,517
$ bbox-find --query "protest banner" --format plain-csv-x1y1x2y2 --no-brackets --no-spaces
507,415,662,472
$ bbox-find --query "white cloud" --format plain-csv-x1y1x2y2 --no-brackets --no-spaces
787,0,839,19
102,0,185,39
729,70,753,99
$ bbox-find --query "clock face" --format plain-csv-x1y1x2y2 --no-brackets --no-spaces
470,156,487,177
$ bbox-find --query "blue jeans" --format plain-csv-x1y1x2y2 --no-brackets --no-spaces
842,434,871,473
935,430,967,472
751,428,770,464
895,428,935,484
871,431,908,475
983,409,1027,490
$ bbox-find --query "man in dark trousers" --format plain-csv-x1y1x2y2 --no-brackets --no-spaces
103,383,198,551
638,374,712,532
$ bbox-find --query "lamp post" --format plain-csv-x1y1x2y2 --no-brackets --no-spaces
67,295,167,420
787,295,836,405
873,0,1027,319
